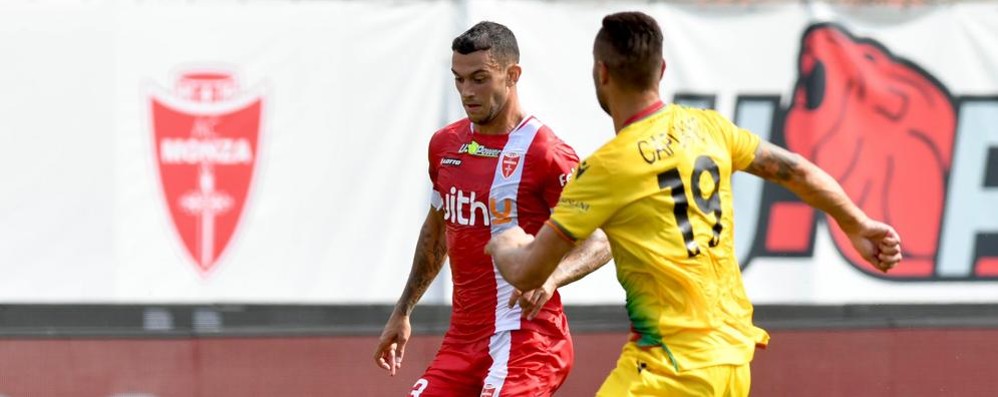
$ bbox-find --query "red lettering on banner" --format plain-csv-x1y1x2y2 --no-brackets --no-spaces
975,259,998,277
764,203,814,252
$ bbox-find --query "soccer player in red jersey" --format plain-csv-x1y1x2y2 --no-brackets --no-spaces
374,21,612,396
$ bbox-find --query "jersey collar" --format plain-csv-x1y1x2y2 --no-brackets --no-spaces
470,114,534,137
622,100,665,129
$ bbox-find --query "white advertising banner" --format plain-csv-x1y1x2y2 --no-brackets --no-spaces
479,0,998,305
0,0,995,304
0,0,455,302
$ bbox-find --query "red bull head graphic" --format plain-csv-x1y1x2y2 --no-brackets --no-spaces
784,23,956,277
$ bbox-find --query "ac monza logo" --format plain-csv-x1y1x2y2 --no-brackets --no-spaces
500,151,521,179
149,70,264,274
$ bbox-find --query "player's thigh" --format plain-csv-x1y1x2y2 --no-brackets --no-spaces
596,342,720,397
407,372,479,397
722,363,751,397
688,363,752,397
407,339,490,397
496,329,574,397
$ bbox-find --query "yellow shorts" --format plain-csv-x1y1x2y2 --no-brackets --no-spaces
596,342,751,397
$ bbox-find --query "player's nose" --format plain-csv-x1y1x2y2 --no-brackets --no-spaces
457,85,474,99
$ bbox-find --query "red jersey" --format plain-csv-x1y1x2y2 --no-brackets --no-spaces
428,116,579,340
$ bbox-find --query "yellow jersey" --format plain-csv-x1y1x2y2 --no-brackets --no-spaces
549,102,770,371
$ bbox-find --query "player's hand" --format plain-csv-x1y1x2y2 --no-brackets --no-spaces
843,218,902,273
374,311,411,376
507,280,556,320
485,226,534,256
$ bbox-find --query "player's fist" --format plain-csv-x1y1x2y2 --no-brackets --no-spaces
842,218,903,273
485,226,534,256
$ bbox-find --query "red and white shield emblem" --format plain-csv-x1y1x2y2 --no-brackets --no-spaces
480,384,496,397
500,152,521,179
150,71,263,274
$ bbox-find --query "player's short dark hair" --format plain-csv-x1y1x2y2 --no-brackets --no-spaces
452,21,520,66
595,12,664,91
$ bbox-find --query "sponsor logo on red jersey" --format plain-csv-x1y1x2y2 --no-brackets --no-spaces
442,187,513,226
459,141,502,158
558,167,575,187
150,69,263,274
440,157,462,167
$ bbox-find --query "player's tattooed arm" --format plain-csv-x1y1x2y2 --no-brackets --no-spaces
548,229,612,288
503,229,611,321
744,141,866,233
744,140,804,183
743,141,902,272
376,208,446,375
394,208,448,316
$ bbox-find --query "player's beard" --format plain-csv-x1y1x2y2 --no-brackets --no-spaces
593,66,610,116
594,85,610,116
470,92,507,126
469,105,497,125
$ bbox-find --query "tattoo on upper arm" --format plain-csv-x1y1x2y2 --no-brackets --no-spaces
418,220,447,272
746,142,802,183
398,215,448,314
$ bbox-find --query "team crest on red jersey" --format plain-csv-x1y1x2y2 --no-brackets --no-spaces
480,384,497,397
149,70,264,274
500,152,521,179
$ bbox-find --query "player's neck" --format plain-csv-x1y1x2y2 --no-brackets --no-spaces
474,99,524,136
610,91,662,133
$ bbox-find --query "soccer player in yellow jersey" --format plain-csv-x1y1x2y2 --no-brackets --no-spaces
486,11,903,397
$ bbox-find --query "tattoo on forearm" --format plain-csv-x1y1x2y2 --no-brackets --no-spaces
397,218,447,315
747,143,802,182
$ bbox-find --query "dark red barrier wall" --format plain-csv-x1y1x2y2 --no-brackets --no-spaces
0,329,994,396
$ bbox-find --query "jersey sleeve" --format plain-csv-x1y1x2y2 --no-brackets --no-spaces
541,139,580,209
427,133,444,210
711,110,761,171
548,155,621,242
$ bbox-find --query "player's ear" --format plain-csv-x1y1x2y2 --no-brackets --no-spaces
660,58,666,79
597,61,610,85
507,64,522,86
